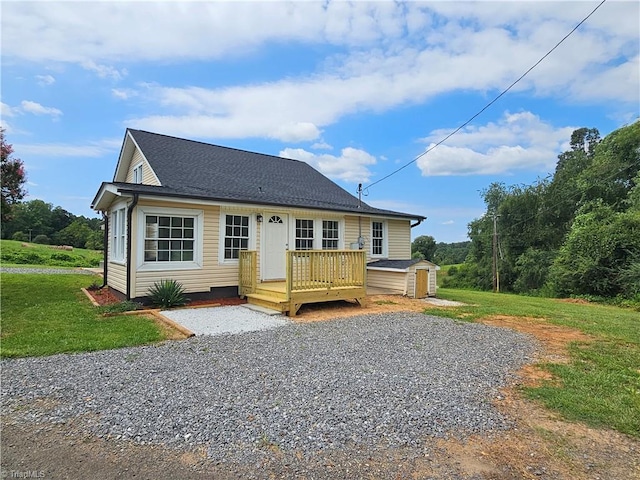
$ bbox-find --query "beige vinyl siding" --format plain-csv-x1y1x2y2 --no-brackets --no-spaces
108,262,127,295
344,215,363,250
124,148,160,185
131,200,262,298
367,269,407,295
387,219,411,258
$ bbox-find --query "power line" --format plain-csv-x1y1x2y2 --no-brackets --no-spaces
364,0,608,192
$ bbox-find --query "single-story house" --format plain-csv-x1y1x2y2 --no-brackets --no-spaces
91,129,429,315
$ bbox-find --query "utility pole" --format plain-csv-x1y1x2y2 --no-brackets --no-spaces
492,214,500,293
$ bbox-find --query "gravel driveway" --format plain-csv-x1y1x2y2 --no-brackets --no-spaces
1,312,535,467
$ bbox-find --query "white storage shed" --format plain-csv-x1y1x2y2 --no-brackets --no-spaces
366,259,440,298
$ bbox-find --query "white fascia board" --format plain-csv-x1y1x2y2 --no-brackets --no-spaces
92,184,130,211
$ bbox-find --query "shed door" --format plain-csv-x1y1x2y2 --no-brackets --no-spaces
415,269,428,298
263,214,288,280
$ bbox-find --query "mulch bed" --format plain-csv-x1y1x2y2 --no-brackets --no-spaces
86,287,246,308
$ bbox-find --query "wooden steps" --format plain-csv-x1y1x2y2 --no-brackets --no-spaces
245,293,288,313
246,282,288,313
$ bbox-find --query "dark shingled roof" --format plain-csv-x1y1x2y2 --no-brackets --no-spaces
367,259,422,270
122,129,423,219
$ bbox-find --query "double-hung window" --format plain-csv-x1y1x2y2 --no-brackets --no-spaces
322,220,339,250
144,215,195,262
111,207,126,262
295,219,314,250
132,163,143,184
372,221,384,256
224,215,249,259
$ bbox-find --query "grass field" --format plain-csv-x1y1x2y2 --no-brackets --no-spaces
0,273,166,358
434,288,640,437
436,264,462,287
0,239,103,268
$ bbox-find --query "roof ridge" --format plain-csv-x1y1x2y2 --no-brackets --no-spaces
127,128,306,165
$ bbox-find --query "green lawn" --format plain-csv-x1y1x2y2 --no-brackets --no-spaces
0,239,103,267
0,273,165,358
432,288,640,437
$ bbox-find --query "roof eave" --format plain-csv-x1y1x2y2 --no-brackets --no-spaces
91,183,130,211
110,185,424,220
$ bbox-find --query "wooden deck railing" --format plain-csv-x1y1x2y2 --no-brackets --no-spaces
286,250,367,293
238,250,257,296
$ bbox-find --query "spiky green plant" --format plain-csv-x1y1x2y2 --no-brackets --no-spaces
148,279,187,308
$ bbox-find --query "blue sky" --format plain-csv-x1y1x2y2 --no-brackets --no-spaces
1,1,638,243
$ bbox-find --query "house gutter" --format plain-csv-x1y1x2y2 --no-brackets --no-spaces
411,218,424,228
125,193,139,300
101,212,109,288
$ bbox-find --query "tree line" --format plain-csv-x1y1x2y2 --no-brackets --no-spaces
411,236,470,265
445,122,640,301
1,127,103,250
2,199,104,250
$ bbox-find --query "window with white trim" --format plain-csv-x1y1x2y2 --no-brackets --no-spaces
295,219,314,250
372,221,384,256
224,214,249,259
111,207,126,262
144,215,195,262
322,220,339,250
132,163,143,184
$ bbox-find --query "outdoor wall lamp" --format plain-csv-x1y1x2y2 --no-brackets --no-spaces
257,214,263,223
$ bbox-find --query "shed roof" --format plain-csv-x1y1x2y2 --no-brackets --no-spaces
367,259,439,270
94,129,425,220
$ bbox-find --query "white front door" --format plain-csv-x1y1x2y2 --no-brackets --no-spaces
263,214,288,280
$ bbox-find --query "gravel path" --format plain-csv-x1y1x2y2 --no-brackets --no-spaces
161,305,290,336
1,312,536,467
0,267,97,275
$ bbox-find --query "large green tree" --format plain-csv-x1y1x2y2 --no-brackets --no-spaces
451,121,640,299
548,202,640,298
411,235,437,261
1,128,27,222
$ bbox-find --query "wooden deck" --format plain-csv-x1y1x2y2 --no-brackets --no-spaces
239,250,367,316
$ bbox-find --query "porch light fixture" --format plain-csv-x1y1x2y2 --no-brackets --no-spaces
257,214,263,223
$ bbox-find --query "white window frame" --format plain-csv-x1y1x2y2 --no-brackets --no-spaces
110,205,127,264
295,218,315,250
291,216,344,251
218,211,256,264
371,220,388,258
321,219,340,250
137,206,204,271
132,163,143,184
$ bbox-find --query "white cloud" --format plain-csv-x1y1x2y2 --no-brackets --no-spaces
1,102,17,117
279,147,377,183
35,74,55,86
15,138,121,158
311,141,333,150
111,88,136,100
417,111,576,176
271,122,321,143
2,2,636,106
441,220,455,225
82,61,126,81
124,3,637,142
20,100,63,118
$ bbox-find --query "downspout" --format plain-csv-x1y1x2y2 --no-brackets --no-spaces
411,218,424,228
101,212,109,288
125,193,139,300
